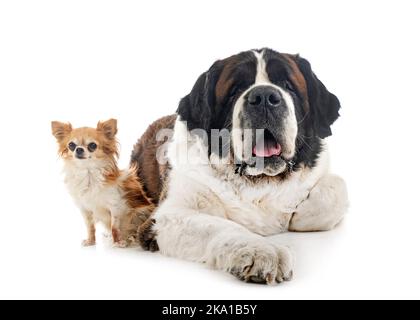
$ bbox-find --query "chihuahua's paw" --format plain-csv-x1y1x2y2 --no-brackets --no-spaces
81,239,96,247
113,240,129,248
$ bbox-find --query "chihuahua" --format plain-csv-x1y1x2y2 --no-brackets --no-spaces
51,119,154,247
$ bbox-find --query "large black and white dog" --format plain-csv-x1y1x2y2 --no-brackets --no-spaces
132,48,348,284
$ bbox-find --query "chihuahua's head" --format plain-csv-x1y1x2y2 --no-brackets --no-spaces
51,119,119,164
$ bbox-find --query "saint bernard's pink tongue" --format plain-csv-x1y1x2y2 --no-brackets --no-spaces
253,142,282,157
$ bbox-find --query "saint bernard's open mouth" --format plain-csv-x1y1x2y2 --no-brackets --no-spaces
252,130,282,158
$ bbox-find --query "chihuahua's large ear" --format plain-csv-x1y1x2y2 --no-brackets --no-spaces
296,56,341,139
97,119,118,139
51,121,72,141
177,62,223,132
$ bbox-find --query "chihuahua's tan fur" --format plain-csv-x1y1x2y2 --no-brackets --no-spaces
52,119,154,247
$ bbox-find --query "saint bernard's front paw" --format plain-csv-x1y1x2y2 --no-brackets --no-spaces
228,242,294,285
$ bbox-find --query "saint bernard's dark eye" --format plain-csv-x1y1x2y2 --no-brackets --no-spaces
87,143,97,152
68,142,76,151
228,86,239,98
228,86,246,102
284,80,295,93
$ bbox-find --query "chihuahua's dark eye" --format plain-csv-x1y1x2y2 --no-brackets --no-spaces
68,142,76,151
88,143,97,152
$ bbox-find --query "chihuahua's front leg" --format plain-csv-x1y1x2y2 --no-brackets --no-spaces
111,214,128,248
81,210,96,246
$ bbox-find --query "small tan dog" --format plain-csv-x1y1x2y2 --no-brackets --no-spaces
52,119,154,247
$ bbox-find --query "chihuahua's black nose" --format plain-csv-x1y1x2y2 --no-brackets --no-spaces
76,147,85,156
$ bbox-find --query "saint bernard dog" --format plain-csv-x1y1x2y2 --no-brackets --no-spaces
131,48,349,284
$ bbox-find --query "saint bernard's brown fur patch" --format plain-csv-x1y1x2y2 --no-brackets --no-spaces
282,54,310,112
215,55,240,103
130,114,177,205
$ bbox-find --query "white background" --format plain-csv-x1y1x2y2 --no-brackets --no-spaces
1,0,419,300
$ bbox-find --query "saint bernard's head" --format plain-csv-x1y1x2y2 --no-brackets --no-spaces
177,48,341,177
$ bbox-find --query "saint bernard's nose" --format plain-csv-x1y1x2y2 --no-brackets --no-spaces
247,86,282,108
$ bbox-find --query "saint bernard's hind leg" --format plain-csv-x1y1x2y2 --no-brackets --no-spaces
146,202,294,284
138,217,159,252
289,174,349,232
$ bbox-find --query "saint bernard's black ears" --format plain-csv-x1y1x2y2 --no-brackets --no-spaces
296,56,341,139
177,62,223,132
